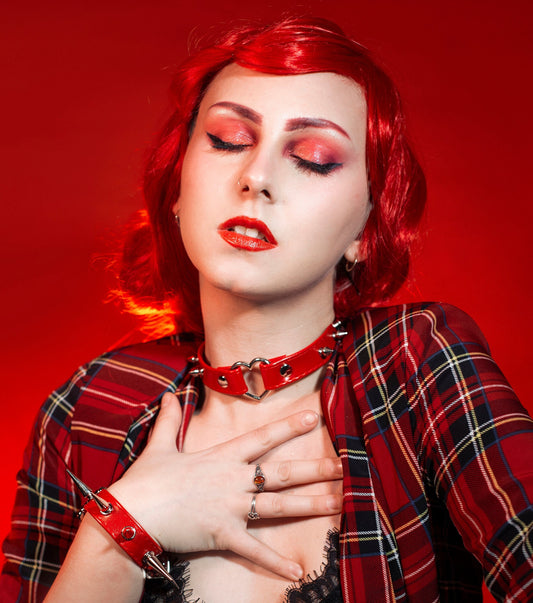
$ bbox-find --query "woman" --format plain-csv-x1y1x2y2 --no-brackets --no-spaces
1,17,532,603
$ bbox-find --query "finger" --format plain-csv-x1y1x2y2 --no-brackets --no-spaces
254,457,343,491
249,492,342,519
223,530,303,581
222,411,319,462
146,392,183,451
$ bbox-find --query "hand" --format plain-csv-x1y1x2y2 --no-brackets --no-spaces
108,392,343,581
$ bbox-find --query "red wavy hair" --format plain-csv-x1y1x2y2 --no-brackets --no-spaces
116,17,426,336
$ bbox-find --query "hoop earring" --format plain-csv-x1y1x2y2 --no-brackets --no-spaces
345,258,358,272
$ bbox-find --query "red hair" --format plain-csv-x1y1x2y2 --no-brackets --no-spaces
116,17,426,335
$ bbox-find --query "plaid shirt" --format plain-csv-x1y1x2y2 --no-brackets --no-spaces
1,303,532,602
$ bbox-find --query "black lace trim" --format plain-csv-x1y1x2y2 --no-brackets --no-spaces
141,529,341,603
141,558,202,603
284,529,341,603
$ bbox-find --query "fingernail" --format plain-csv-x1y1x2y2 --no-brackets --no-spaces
301,412,317,426
290,563,304,580
336,459,343,472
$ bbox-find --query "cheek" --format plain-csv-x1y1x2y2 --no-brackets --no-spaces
176,157,207,261
296,175,369,235
180,143,205,197
178,151,216,218
335,171,370,229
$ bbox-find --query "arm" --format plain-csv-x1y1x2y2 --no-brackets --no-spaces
44,516,144,603
1,367,84,602
410,304,533,601
3,347,342,602
1,339,194,602
45,395,342,602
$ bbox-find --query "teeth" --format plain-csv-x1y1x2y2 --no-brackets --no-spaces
229,225,267,241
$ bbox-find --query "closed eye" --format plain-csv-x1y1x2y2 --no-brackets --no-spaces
207,132,252,152
291,155,342,176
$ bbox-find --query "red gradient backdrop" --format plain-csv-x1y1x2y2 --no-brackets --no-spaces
1,1,531,597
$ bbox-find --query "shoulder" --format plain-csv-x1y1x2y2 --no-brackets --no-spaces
83,332,201,395
32,332,203,485
344,302,489,359
37,332,202,440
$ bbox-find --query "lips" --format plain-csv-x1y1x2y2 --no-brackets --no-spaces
218,216,277,251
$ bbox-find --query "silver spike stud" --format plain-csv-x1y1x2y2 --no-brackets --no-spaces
143,551,179,590
66,468,93,498
66,468,112,514
331,320,348,339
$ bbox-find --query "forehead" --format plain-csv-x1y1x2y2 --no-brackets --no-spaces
199,64,367,136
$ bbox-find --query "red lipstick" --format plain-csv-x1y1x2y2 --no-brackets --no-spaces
218,216,277,252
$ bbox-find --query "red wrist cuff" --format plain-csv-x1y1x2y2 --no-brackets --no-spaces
83,489,163,567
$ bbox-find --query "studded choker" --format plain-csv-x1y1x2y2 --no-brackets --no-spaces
188,321,347,401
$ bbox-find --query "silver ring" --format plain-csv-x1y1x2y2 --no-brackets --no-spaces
253,464,266,492
248,495,260,520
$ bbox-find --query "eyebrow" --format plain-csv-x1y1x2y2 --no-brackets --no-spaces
209,101,262,124
209,102,350,139
285,117,350,139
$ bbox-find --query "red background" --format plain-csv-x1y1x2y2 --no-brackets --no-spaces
1,1,531,597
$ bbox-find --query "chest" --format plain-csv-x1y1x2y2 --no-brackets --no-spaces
180,400,341,602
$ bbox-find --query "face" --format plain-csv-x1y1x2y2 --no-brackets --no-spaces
176,64,370,306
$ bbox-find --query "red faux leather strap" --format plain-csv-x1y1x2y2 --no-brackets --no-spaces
84,489,162,567
192,322,341,399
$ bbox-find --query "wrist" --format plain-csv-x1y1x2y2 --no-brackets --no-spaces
46,514,145,602
79,513,144,573
67,469,177,591
82,489,163,567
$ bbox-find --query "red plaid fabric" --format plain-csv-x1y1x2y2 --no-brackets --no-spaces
1,303,532,602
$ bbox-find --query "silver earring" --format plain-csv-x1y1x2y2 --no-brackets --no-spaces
174,214,180,227
345,258,358,272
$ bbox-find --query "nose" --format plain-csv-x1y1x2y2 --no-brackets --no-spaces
238,177,271,200
237,150,273,201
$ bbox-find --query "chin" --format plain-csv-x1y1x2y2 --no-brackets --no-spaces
200,269,263,298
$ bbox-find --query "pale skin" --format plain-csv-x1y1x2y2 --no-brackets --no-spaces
46,65,371,602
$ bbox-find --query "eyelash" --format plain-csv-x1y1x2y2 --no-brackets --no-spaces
207,132,251,152
206,132,342,176
290,155,342,176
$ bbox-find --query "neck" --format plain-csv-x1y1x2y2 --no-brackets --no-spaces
196,279,336,406
199,281,336,366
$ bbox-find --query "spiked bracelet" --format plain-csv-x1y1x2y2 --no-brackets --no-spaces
67,469,177,590
83,489,164,564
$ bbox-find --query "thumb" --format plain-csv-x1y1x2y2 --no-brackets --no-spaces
147,392,183,451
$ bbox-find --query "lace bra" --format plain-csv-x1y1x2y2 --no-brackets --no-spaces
142,529,341,603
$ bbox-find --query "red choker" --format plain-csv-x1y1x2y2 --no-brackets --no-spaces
188,321,347,400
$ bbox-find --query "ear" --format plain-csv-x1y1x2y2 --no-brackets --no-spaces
344,199,371,264
172,199,180,216
344,239,362,265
